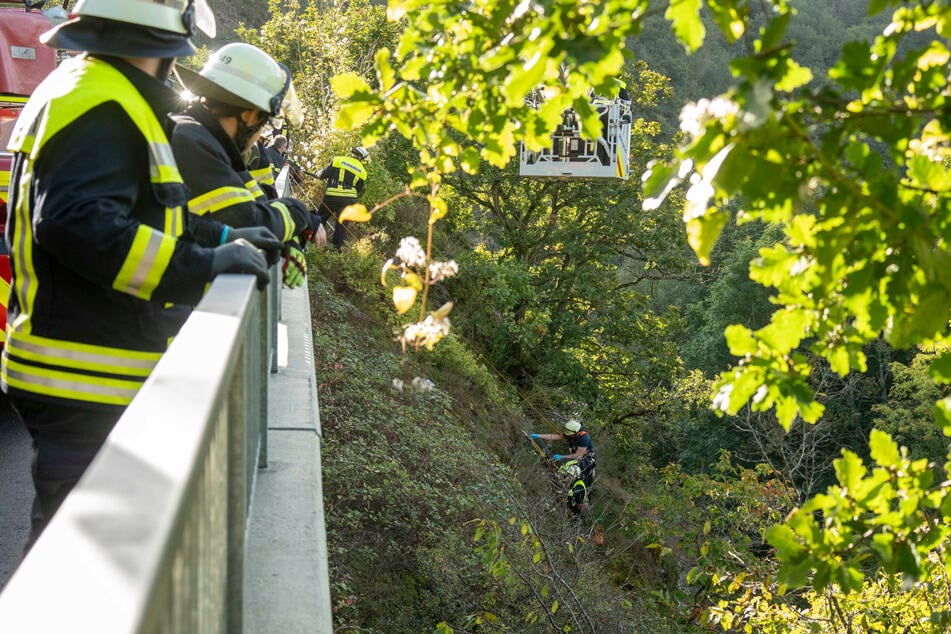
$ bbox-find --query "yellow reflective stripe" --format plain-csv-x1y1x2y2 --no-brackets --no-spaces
1,356,142,406
0,274,7,345
189,185,255,216
11,165,37,333
1,95,29,104
5,331,160,376
269,201,295,241
164,205,184,237
0,168,8,204
249,166,274,185
113,224,176,300
246,179,265,200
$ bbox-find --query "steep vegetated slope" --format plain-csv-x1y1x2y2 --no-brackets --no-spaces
202,0,269,45
307,245,689,632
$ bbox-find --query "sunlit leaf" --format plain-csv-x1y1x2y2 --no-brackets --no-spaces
392,286,417,314
339,204,372,223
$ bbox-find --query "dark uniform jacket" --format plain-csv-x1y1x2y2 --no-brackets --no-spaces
2,55,225,410
247,137,277,199
318,155,367,199
170,105,316,243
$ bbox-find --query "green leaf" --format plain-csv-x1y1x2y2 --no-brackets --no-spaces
868,429,901,467
834,450,867,493
766,524,806,559
665,0,705,53
375,49,395,90
686,208,730,266
895,541,922,580
331,72,372,99
775,61,813,92
930,351,951,382
459,147,481,175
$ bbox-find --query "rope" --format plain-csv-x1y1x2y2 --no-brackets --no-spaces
294,170,363,243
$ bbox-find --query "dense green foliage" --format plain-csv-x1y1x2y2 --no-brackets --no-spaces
227,0,951,630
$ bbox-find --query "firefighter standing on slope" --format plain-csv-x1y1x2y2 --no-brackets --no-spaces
171,42,327,289
529,419,597,488
2,0,282,548
316,146,369,249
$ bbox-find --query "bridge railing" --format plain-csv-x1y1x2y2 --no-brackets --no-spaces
0,271,277,633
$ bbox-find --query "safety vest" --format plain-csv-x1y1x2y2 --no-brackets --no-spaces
324,155,367,198
2,56,188,408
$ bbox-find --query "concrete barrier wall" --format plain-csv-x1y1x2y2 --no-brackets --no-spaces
0,275,269,633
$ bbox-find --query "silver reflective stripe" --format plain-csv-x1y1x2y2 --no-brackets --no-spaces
14,170,32,308
11,338,158,372
3,366,141,400
149,141,177,173
168,206,182,237
126,230,166,295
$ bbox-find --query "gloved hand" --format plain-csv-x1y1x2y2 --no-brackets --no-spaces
553,454,563,461
226,226,282,266
211,239,269,290
529,433,540,439
282,244,307,288
300,211,327,248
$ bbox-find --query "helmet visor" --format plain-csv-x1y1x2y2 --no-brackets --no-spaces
281,79,304,127
269,65,304,128
192,0,216,37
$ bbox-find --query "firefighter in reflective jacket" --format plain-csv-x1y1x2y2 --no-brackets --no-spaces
2,0,281,546
247,136,278,198
558,460,589,514
171,42,326,288
317,146,369,248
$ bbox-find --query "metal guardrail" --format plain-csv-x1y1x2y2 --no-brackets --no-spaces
0,272,277,633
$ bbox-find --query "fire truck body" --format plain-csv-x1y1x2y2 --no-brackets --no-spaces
0,6,59,344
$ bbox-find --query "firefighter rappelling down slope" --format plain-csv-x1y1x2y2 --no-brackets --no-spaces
526,419,599,522
0,2,64,347
518,82,633,180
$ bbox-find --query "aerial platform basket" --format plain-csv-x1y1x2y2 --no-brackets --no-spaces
519,96,633,180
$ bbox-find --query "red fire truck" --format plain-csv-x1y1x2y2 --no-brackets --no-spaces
0,4,59,345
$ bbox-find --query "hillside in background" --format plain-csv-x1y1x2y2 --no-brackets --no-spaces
199,0,269,46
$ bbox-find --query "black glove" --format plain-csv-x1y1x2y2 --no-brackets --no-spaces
301,210,323,245
211,239,269,290
227,226,282,267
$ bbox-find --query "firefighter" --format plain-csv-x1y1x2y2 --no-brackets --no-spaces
2,0,282,547
316,146,369,249
558,460,589,515
529,419,597,487
247,135,278,199
171,43,326,290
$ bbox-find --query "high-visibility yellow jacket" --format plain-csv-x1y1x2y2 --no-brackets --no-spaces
2,55,221,409
318,155,367,199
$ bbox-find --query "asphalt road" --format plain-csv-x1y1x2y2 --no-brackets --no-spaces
0,394,31,591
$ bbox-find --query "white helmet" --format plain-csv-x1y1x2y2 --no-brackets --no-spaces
564,419,582,435
176,43,304,127
71,0,214,35
352,146,370,161
42,0,216,57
